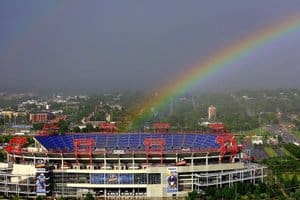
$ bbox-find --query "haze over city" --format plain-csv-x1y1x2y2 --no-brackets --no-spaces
1,1,300,93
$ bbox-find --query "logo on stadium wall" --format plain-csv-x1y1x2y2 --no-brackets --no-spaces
166,167,178,193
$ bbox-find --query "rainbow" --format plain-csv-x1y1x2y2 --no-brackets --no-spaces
125,13,300,131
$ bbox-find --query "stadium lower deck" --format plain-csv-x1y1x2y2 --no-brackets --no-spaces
0,133,267,199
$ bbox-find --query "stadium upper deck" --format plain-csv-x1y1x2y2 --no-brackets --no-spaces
35,133,220,153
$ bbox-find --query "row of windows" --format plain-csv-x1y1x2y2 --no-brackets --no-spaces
53,173,161,185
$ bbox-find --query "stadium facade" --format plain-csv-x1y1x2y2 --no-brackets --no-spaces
0,132,267,199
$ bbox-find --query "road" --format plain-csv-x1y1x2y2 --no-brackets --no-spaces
267,125,300,145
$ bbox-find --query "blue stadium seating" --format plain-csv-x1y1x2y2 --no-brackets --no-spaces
35,133,221,152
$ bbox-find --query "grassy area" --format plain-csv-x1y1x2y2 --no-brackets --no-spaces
243,127,271,137
280,147,296,158
291,130,300,140
264,147,278,157
282,173,300,180
235,127,271,142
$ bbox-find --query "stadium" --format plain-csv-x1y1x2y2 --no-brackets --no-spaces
0,124,267,199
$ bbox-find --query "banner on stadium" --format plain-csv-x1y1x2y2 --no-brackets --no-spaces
36,171,47,195
166,167,178,193
35,160,47,196
90,173,134,184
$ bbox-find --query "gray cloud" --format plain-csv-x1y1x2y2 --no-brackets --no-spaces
1,0,300,93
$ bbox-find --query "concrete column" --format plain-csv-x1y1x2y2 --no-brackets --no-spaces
132,154,135,167
61,154,64,169
206,172,208,186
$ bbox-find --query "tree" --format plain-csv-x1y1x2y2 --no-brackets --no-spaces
84,192,94,200
57,120,69,133
86,123,95,132
185,190,199,200
292,189,300,199
9,196,20,200
0,150,7,162
291,174,298,192
73,126,81,133
36,196,45,200
32,122,44,130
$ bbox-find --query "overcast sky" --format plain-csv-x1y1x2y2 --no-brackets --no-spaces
1,1,300,93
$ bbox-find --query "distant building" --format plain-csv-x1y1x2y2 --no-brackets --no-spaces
29,112,53,123
289,113,298,121
208,105,216,120
11,124,32,130
105,113,111,122
275,112,281,121
88,121,106,128
251,135,263,145
50,115,67,124
280,122,295,130
0,111,27,118
267,137,278,145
